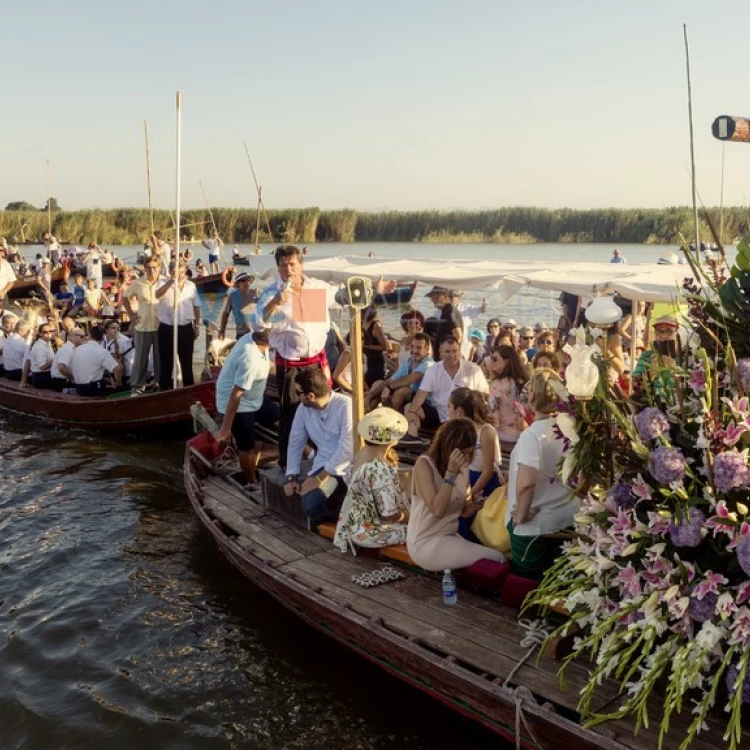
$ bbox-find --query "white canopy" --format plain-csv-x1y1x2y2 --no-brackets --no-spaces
243,255,693,304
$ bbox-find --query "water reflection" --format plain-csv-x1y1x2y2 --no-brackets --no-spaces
0,416,499,749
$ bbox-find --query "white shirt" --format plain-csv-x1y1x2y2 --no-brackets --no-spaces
28,338,54,373
157,279,199,326
418,359,489,422
101,334,135,378
456,300,482,357
0,258,17,291
3,333,29,370
71,341,119,384
51,341,76,379
286,392,354,481
156,241,172,277
85,249,104,285
506,417,579,536
254,276,340,360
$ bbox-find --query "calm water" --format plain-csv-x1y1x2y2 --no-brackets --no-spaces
0,414,499,749
0,241,697,748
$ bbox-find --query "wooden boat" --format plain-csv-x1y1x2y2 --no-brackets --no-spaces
8,267,66,299
0,379,216,432
193,271,231,294
373,281,416,306
184,432,730,750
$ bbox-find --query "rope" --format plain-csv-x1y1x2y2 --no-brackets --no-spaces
502,618,554,750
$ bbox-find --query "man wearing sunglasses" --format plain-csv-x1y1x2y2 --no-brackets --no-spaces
519,326,537,359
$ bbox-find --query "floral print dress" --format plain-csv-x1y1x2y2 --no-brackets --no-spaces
333,458,411,554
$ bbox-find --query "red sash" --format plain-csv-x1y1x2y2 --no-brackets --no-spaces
275,350,332,385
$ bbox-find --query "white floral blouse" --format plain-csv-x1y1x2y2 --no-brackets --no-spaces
333,458,411,554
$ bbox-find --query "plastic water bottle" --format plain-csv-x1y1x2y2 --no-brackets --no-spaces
442,569,457,606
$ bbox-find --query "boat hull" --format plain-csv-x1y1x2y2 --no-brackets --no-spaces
183,434,633,750
0,380,216,431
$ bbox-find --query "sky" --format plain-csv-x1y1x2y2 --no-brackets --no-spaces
3,0,750,212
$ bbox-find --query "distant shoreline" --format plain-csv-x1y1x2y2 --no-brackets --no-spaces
0,205,739,246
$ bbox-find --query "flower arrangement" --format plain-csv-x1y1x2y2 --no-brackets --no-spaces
527,240,750,749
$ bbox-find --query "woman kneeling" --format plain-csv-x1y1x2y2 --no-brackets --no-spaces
506,369,578,580
407,419,504,572
334,408,411,554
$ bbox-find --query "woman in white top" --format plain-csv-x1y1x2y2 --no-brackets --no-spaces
407,418,504,572
506,369,578,580
155,262,201,390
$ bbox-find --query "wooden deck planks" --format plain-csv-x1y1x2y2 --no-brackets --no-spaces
201,477,265,520
283,553,585,714
192,459,736,750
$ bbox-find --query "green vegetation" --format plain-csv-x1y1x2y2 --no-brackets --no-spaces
0,205,745,245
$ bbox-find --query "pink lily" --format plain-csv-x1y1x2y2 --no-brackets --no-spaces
693,571,729,600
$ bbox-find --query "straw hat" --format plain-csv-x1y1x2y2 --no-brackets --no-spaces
358,407,408,445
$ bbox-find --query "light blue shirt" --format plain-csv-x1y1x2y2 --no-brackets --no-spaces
390,355,434,392
215,335,270,414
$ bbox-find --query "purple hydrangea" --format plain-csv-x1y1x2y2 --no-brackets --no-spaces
668,508,706,548
737,536,750,578
688,590,718,623
726,663,750,704
634,407,670,442
738,359,750,393
608,482,636,510
649,446,687,485
713,451,750,494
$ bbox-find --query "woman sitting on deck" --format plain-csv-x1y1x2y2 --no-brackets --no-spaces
333,407,411,555
506,369,578,581
447,388,502,541
407,418,504,572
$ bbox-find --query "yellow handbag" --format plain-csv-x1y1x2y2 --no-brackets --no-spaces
471,485,511,556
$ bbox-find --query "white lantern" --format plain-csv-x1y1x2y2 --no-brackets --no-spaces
585,295,623,328
564,343,600,400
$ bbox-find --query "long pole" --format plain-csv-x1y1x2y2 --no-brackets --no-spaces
173,91,182,390
254,187,263,252
683,24,700,257
144,119,155,235
349,305,364,451
719,142,726,245
243,141,275,243
46,158,52,256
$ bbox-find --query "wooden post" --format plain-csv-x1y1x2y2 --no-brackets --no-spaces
349,305,365,452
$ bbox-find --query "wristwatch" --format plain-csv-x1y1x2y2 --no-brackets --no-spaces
286,474,298,483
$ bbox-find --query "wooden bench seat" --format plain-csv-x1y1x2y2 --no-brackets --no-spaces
316,523,419,566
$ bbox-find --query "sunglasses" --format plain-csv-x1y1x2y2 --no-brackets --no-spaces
538,339,554,345
521,335,534,340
